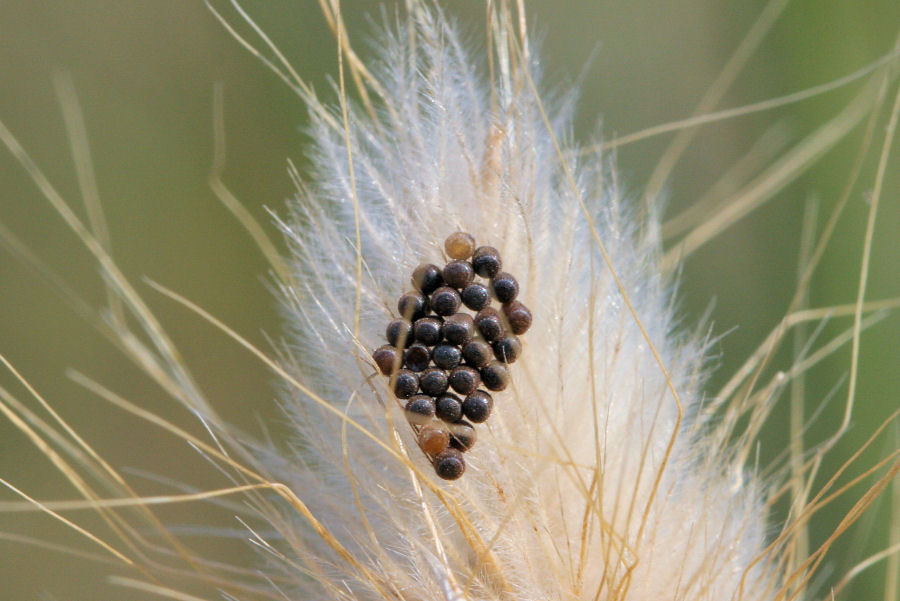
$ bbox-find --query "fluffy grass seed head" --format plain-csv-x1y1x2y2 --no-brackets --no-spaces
254,5,770,600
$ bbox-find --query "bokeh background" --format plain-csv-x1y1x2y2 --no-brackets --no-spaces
1,1,898,599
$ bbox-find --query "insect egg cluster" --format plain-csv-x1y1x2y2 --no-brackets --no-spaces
372,232,533,480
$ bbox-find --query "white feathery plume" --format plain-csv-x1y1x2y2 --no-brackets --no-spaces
241,5,771,600
1,1,899,601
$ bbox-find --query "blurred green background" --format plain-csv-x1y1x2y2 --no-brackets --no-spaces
1,1,898,599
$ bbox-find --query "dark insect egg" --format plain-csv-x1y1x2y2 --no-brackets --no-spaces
393,370,420,399
433,448,466,480
461,283,490,311
448,420,477,451
404,395,436,425
492,336,522,364
432,343,462,370
480,361,510,391
430,286,462,316
419,427,449,456
435,393,463,422
442,313,474,346
491,272,519,304
502,300,532,335
462,340,492,368
448,365,480,395
386,318,413,348
413,317,443,346
403,343,431,372
444,231,476,260
411,263,444,295
419,367,449,396
463,390,493,423
472,246,502,278
474,307,504,342
372,344,401,375
397,291,428,321
442,260,475,289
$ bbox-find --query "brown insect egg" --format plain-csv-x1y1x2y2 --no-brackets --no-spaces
433,448,466,480
432,343,462,370
471,246,502,278
474,307,504,342
444,231,476,260
442,313,474,346
492,336,522,364
397,291,428,321
413,317,443,346
403,343,431,372
404,395,436,425
435,393,464,422
419,367,450,396
502,300,532,335
393,369,421,399
419,427,450,456
462,390,493,423
430,286,462,316
491,272,519,304
411,263,444,295
448,365,480,395
448,420,477,451
442,259,475,289
386,318,413,348
480,360,510,391
461,340,492,368
372,344,401,375
461,283,490,311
